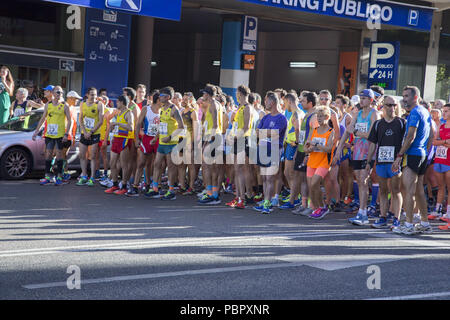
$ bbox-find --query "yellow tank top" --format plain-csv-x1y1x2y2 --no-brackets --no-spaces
81,102,101,135
232,104,252,137
285,114,297,144
204,103,223,136
46,102,66,139
113,109,133,138
159,105,178,145
100,107,112,141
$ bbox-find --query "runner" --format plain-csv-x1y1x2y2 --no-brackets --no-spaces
280,92,304,210
61,91,81,182
145,86,185,200
76,87,104,186
127,92,161,197
391,86,433,235
32,86,72,186
123,87,140,188
198,84,222,205
292,91,318,216
430,103,450,230
253,91,287,214
135,84,147,111
335,89,380,225
105,95,134,195
225,85,253,209
334,94,353,205
304,106,335,219
95,95,114,181
366,96,406,229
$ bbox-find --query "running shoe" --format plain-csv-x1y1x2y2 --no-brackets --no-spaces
99,175,109,182
367,205,378,218
161,191,176,201
348,213,369,226
62,173,71,182
198,194,216,205
280,195,291,203
296,207,313,217
279,202,295,210
392,223,416,235
114,188,128,195
271,198,280,208
226,198,238,208
197,190,207,199
311,207,330,220
76,176,88,186
105,186,120,194
372,217,389,229
182,188,195,196
145,190,161,199
234,199,245,209
386,211,395,221
439,215,450,223
94,170,101,180
86,177,95,187
413,213,421,224
224,184,234,194
54,177,63,186
100,178,113,188
39,176,53,186
253,205,264,212
253,193,263,202
390,217,401,230
414,223,433,234
245,195,255,204
343,196,353,205
438,223,450,231
281,188,290,198
292,205,307,215
126,187,139,197
428,210,443,220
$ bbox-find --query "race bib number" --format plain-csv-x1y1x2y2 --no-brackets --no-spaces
47,124,59,136
436,146,448,160
159,122,168,135
112,125,119,135
148,124,159,136
378,146,395,162
84,117,95,130
14,107,25,117
355,122,368,133
312,137,326,147
298,130,306,144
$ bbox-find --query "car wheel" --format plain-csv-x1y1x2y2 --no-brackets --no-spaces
0,147,32,180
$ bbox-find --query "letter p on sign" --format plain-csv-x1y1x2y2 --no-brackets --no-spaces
245,17,257,37
370,43,395,68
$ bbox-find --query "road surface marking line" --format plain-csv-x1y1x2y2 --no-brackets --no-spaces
368,291,450,300
23,262,306,289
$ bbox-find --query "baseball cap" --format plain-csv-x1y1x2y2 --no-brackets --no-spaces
359,89,375,99
43,85,54,91
67,90,82,99
373,91,381,98
351,95,360,105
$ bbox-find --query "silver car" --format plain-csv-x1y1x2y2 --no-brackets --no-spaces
0,109,82,180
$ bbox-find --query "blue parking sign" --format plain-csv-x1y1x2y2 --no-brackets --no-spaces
106,0,142,13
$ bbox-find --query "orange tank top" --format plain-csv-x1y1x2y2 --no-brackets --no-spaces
307,127,333,169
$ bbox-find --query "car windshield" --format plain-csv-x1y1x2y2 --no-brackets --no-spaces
0,112,43,132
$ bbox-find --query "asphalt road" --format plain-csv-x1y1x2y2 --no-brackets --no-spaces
0,178,449,301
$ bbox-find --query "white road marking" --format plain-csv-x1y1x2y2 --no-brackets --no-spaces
23,262,307,289
0,230,383,258
368,291,450,300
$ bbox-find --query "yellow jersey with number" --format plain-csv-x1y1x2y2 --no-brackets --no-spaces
46,102,66,139
81,102,101,135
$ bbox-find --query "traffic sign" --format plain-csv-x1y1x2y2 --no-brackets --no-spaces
105,0,142,13
367,42,400,91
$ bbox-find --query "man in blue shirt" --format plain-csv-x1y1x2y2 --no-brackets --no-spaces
391,86,433,235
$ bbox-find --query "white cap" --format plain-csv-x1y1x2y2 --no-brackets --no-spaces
351,95,360,105
67,90,82,99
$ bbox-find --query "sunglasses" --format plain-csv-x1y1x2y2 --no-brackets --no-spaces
55,91,63,95
160,93,169,97
384,103,396,108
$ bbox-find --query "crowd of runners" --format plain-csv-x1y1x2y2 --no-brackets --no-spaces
13,80,450,235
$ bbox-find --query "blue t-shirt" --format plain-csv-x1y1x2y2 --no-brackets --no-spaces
258,113,288,148
405,105,432,157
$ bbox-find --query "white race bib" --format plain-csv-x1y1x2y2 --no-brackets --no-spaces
14,107,25,117
355,122,368,133
84,117,95,130
112,125,119,135
159,122,168,135
298,130,306,144
148,124,159,136
312,137,326,147
47,124,59,136
436,146,448,160
378,146,395,162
